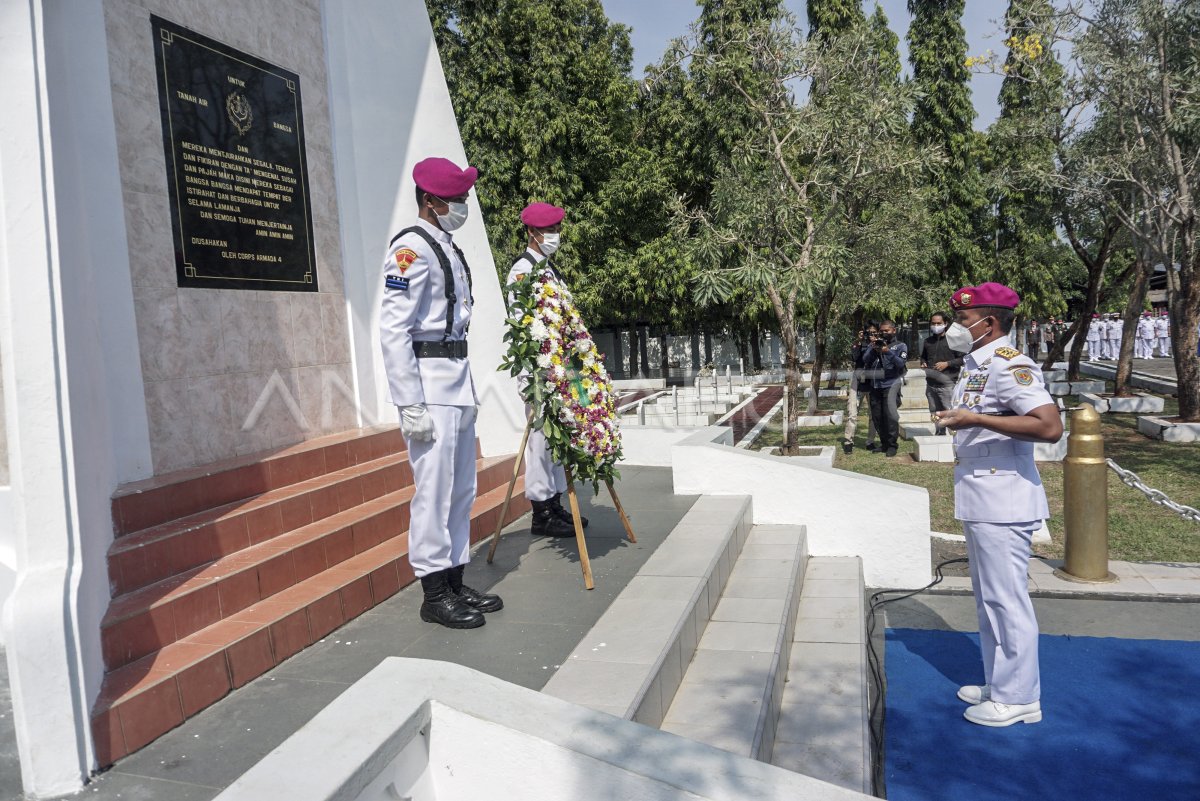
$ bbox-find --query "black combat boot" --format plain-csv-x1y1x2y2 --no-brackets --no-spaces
531,498,576,537
550,492,588,528
447,564,504,613
419,570,485,628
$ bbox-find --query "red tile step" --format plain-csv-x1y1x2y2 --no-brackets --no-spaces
107,449,416,597
111,426,409,538
100,455,517,672
90,475,531,767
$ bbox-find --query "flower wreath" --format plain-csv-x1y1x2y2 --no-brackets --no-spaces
501,268,622,487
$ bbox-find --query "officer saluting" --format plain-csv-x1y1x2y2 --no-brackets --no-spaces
935,282,1063,727
505,202,586,538
380,157,502,629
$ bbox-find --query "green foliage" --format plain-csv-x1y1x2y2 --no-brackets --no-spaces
807,0,864,39
907,0,988,285
985,0,1071,318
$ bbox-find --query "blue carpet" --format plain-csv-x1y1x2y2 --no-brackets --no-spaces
884,628,1200,801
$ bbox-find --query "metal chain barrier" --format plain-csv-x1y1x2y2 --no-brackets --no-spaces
1106,458,1200,524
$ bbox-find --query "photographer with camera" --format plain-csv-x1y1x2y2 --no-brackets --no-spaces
860,320,908,457
842,322,880,454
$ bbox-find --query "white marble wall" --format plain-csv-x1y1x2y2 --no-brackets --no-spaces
103,0,355,474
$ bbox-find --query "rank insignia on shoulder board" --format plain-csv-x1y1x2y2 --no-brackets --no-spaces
1012,367,1034,386
994,346,1021,360
394,247,419,274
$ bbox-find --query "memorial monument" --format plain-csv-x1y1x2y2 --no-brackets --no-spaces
0,0,523,795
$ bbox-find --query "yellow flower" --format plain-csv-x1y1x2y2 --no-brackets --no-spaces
521,315,533,326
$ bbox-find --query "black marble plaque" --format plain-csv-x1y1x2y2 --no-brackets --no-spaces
152,15,318,291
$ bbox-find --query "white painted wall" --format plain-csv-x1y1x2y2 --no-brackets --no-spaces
672,429,931,588
322,0,525,458
619,426,698,467
0,0,143,791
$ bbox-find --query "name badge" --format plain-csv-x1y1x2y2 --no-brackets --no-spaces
385,275,409,291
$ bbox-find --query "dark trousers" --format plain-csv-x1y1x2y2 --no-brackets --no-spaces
868,384,901,451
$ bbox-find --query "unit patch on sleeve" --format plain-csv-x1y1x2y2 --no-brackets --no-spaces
394,247,419,274
385,275,409,292
1012,367,1034,386
994,346,1021,360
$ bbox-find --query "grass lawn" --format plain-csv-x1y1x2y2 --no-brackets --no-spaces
753,385,1200,563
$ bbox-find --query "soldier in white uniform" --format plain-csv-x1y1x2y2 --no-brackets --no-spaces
1086,313,1103,362
1136,312,1156,359
380,156,502,629
935,282,1064,728
1155,311,1171,357
505,202,585,538
1104,312,1123,360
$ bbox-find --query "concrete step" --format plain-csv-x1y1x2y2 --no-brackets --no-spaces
91,425,530,768
542,495,753,724
660,524,808,760
99,455,515,671
770,556,871,795
110,425,409,536
107,450,415,595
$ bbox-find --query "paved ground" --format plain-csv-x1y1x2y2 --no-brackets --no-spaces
0,466,695,801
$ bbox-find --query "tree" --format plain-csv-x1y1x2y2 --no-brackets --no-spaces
908,0,988,286
427,0,641,282
1038,0,1200,417
989,1,1070,331
672,14,935,449
807,0,864,39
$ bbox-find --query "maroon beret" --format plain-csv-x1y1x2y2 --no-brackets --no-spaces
950,282,1020,311
521,202,565,228
412,157,477,198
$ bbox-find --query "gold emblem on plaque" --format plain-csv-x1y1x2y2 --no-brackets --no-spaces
226,91,253,135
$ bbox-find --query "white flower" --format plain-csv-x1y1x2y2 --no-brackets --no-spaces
551,365,566,381
529,319,549,341
536,353,552,368
574,338,593,355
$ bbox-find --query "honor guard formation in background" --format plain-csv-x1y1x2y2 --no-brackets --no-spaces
506,202,588,538
935,282,1064,728
1084,309,1173,361
380,157,503,630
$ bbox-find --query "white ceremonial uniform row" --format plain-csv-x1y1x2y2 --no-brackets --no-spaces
506,249,568,503
1104,319,1122,360
1155,316,1172,356
1136,318,1156,358
1086,321,1103,361
380,218,478,577
952,335,1053,706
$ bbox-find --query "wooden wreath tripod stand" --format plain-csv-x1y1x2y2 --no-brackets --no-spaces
486,414,636,590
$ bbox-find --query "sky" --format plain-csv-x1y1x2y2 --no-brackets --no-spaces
603,0,1009,130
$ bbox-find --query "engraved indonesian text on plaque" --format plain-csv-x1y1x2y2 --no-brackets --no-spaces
152,15,317,291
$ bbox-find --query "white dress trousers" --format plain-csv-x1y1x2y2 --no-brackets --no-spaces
963,520,1041,705
507,250,570,503
524,411,567,502
405,404,478,577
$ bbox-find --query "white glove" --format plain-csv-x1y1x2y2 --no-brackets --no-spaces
400,404,435,442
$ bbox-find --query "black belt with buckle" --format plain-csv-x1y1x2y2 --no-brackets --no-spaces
413,340,468,359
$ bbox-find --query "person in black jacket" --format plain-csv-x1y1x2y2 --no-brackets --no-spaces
920,312,966,435
842,322,879,454
861,320,908,456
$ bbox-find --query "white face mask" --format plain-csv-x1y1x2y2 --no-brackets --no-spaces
945,317,989,353
538,232,561,256
435,200,469,232
930,324,946,335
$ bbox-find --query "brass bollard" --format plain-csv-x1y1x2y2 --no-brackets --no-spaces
1055,405,1117,583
